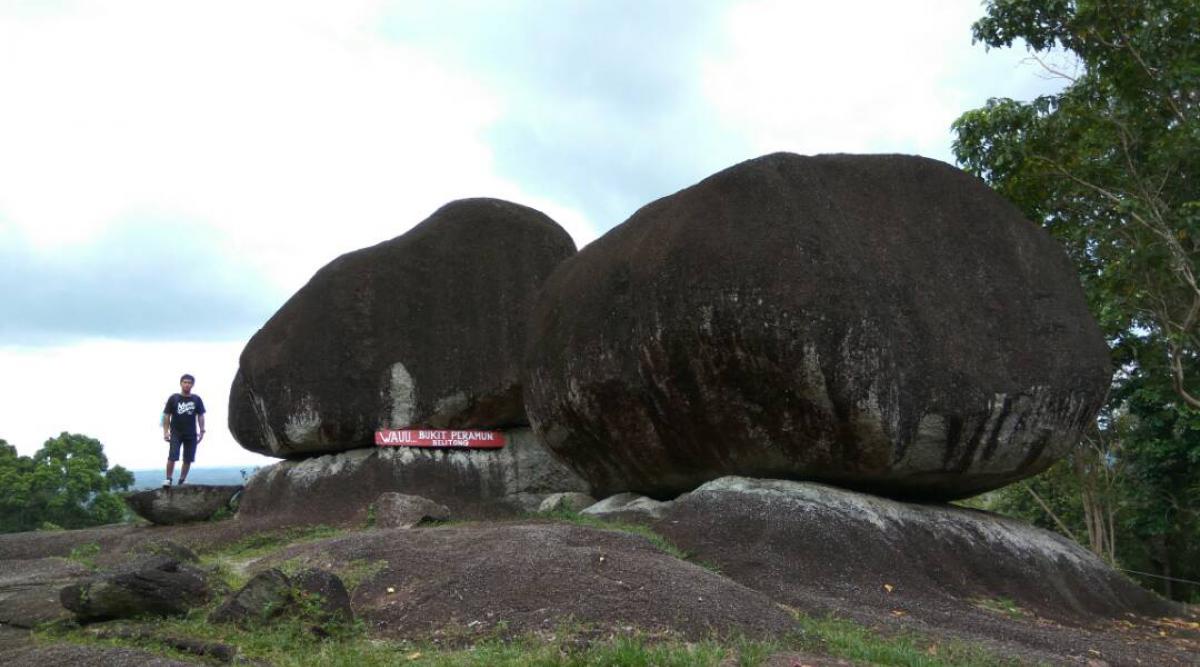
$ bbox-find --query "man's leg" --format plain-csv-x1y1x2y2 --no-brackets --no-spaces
166,434,183,486
178,437,196,484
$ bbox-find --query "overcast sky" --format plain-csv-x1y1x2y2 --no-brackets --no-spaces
0,0,1064,473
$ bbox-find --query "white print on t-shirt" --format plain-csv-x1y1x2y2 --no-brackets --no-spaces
176,401,196,416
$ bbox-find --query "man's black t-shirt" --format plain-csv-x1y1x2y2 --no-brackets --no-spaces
164,393,206,438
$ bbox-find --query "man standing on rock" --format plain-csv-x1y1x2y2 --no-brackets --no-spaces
161,373,206,487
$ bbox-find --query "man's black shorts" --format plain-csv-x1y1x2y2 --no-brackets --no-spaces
169,434,198,463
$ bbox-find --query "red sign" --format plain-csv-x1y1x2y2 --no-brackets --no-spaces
374,429,506,449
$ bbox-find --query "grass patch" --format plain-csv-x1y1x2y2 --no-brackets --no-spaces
65,542,101,569
535,509,694,563
198,525,345,592
212,525,344,560
974,596,1031,620
792,612,1027,666
38,618,786,667
338,558,389,595
37,601,1033,667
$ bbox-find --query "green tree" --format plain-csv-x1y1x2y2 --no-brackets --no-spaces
953,0,1199,406
0,433,134,533
953,0,1200,600
0,440,35,533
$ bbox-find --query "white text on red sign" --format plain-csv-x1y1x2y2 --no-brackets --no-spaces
374,429,506,449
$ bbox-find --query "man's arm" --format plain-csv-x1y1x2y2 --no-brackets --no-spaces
162,395,174,442
197,413,206,442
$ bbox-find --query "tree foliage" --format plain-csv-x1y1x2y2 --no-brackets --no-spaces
954,0,1199,404
953,0,1200,601
0,433,134,533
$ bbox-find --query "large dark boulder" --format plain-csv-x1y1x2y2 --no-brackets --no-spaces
372,492,450,529
124,485,242,525
525,153,1110,500
231,198,576,457
59,556,210,622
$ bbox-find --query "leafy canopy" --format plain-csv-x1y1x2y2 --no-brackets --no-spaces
0,433,134,533
953,0,1199,405
953,0,1200,600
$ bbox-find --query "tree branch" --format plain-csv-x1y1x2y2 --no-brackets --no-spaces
1023,483,1080,542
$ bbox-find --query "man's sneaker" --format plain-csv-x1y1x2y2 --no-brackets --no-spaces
162,479,172,488
177,479,186,486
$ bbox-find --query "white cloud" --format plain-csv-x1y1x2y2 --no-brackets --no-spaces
702,0,1067,162
0,1,595,295
0,339,272,471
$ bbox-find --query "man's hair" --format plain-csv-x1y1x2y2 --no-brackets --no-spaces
180,374,195,383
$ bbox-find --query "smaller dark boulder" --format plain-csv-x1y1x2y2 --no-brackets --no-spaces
132,539,199,563
60,556,210,622
373,492,450,529
209,568,352,629
124,485,243,525
209,569,292,626
291,569,352,627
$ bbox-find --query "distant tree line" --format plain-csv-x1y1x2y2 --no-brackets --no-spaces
954,0,1199,601
0,433,134,533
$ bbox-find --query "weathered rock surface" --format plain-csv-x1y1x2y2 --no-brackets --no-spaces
582,493,672,520
373,492,450,529
237,428,587,524
209,567,349,628
60,556,210,622
290,568,353,625
131,538,199,563
124,485,242,525
655,477,1179,624
230,198,576,457
0,625,195,667
209,568,292,625
252,522,797,641
526,153,1111,500
0,558,90,628
538,492,596,513
89,627,240,664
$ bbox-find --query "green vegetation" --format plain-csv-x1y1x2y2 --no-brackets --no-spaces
534,508,692,562
38,608,1026,667
30,518,1026,666
953,0,1200,602
792,614,1027,667
198,524,345,592
0,433,134,533
973,597,1031,621
214,525,345,561
65,542,102,570
338,558,389,595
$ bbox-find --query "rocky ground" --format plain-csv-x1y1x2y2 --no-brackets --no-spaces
0,492,1197,666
